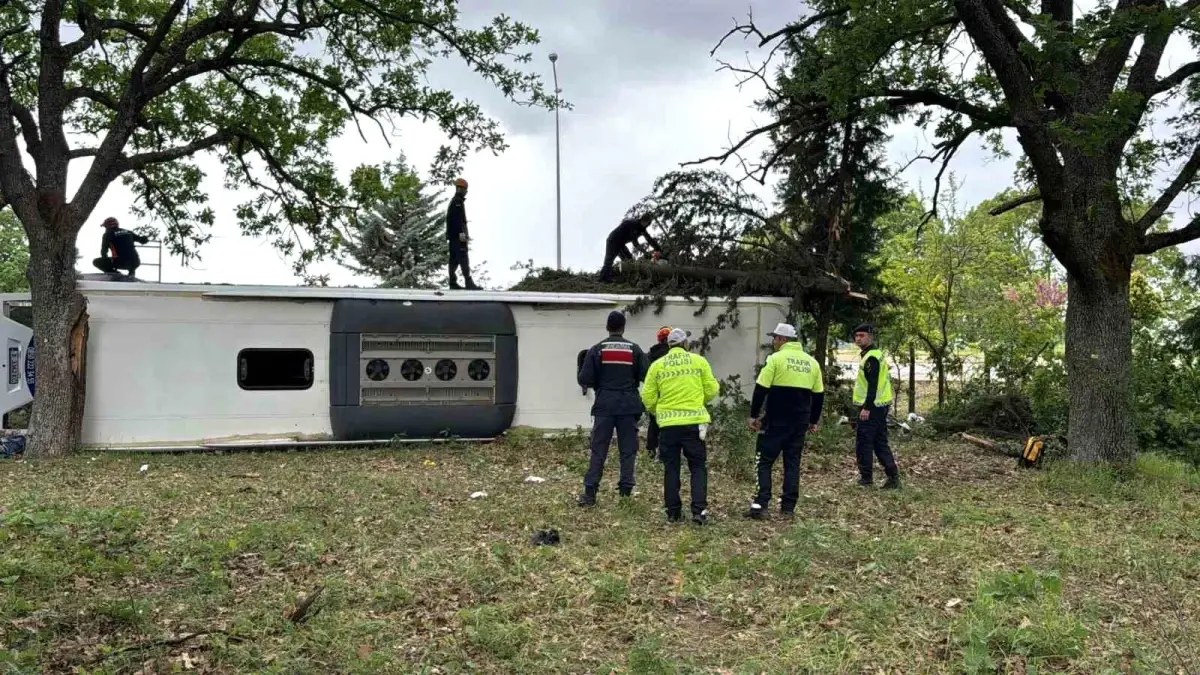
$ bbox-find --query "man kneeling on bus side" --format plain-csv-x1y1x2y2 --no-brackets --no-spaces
745,323,824,520
641,328,719,525
93,217,149,278
577,310,649,506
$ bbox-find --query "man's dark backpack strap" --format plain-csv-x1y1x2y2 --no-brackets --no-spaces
577,349,589,395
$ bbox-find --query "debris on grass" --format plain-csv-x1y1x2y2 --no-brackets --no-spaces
285,585,324,624
0,439,1196,672
530,529,561,546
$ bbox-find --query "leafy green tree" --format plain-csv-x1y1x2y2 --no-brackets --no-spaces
0,1,555,456
962,192,1064,388
0,208,28,292
699,2,1200,465
764,38,901,374
339,159,446,290
877,180,1045,406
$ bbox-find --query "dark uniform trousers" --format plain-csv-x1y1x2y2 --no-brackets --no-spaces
754,421,807,513
645,415,661,455
448,239,471,284
659,425,708,517
856,404,898,482
585,414,640,493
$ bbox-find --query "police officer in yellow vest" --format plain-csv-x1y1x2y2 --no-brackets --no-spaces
640,328,720,524
853,323,901,489
745,323,824,520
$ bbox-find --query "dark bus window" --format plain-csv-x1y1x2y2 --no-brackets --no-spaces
237,349,314,391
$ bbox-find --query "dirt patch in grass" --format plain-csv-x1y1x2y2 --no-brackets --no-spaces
0,436,1197,673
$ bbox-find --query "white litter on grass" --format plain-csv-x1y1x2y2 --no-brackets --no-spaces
907,412,925,423
138,464,149,474
524,476,546,484
470,491,488,499
838,415,850,425
900,422,912,432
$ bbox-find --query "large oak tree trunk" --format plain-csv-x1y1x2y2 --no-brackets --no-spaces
25,226,88,457
1064,269,1136,466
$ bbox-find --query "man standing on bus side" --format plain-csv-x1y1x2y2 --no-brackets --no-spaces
577,311,649,506
853,323,901,489
641,328,719,525
446,178,480,290
745,323,824,520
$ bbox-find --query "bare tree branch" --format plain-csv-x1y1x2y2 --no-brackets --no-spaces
114,130,236,174
710,8,851,56
1002,0,1034,22
1089,0,1161,97
988,191,1042,215
1138,213,1200,252
1153,59,1200,95
1040,0,1073,23
1135,142,1200,231
0,61,37,218
10,100,39,151
1123,0,1171,107
955,0,1065,189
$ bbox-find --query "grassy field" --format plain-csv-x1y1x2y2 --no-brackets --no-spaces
1,431,1198,674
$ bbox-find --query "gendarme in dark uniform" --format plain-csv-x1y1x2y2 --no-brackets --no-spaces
746,322,825,519
853,323,901,489
577,311,649,505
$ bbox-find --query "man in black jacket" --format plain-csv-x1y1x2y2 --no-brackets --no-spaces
93,217,149,278
599,214,663,282
446,178,480,290
644,326,672,460
577,311,649,505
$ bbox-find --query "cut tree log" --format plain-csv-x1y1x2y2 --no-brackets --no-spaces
621,260,866,300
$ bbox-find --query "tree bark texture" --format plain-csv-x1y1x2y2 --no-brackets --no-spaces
1063,271,1135,466
937,356,947,408
25,225,88,457
1039,160,1138,465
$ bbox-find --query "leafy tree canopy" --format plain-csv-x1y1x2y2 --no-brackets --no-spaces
0,0,557,273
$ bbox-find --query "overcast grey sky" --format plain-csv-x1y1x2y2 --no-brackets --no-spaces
69,0,1199,287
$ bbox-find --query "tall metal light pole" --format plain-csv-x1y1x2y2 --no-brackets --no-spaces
549,52,562,270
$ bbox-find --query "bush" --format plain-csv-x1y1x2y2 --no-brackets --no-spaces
706,375,756,481
925,380,1039,437
1131,335,1200,463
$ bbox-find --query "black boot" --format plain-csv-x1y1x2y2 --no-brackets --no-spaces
666,510,683,523
883,475,902,490
618,487,633,498
464,278,482,291
857,477,873,487
577,488,597,507
692,510,709,526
